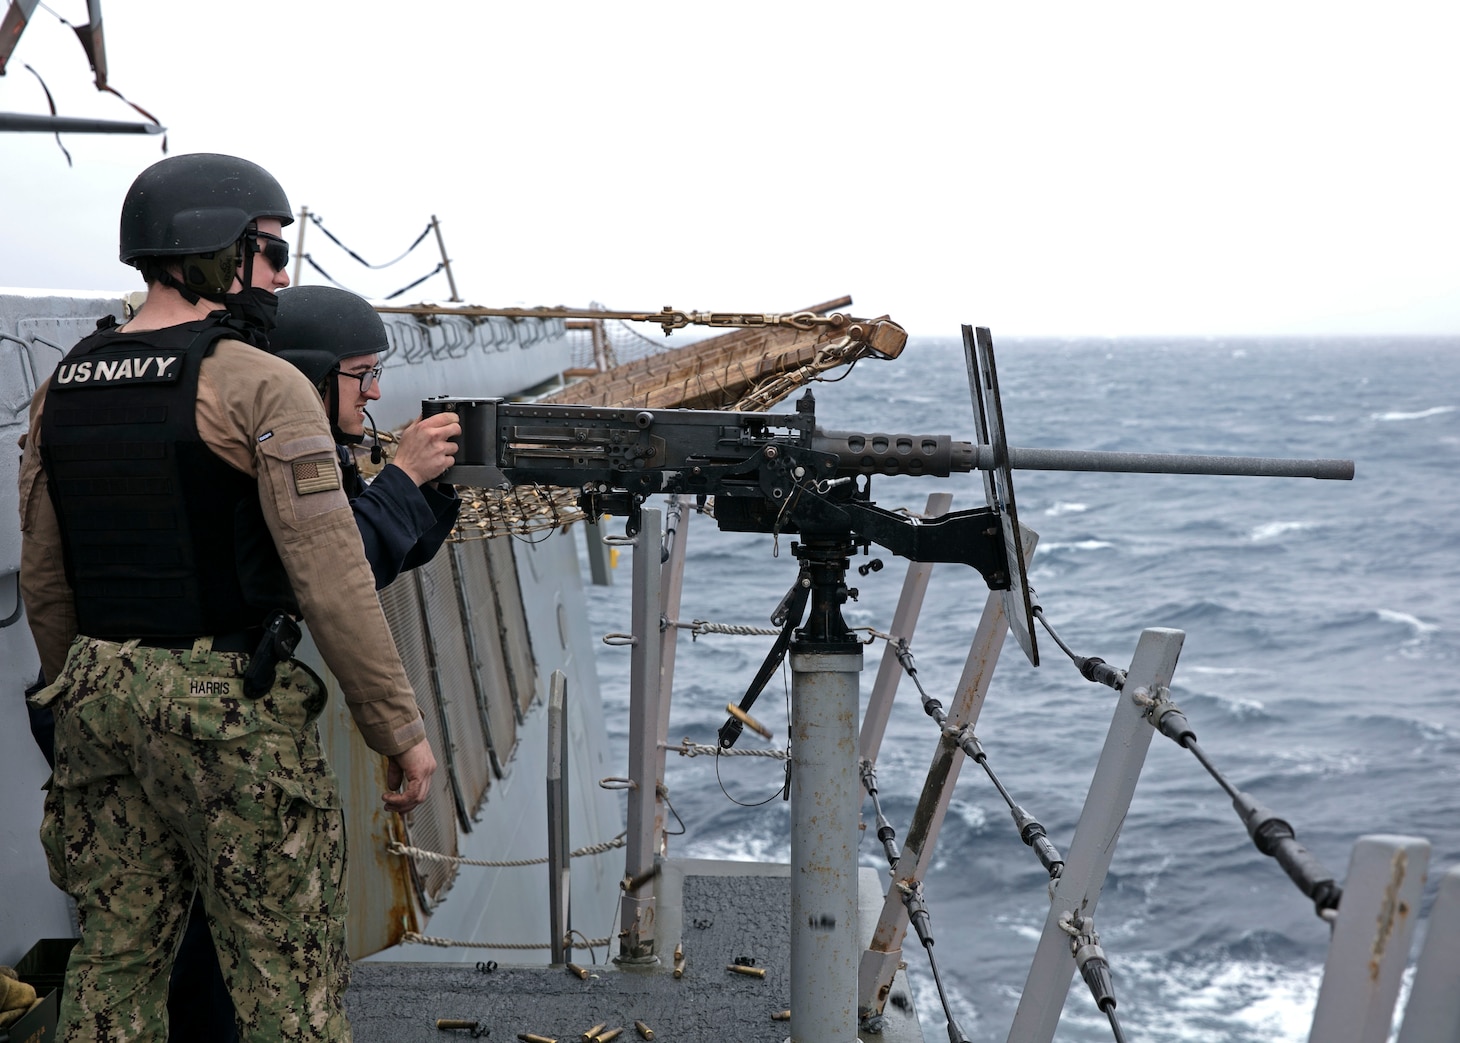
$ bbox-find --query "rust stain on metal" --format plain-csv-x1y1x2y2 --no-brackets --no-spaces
319,682,422,958
1368,848,1410,982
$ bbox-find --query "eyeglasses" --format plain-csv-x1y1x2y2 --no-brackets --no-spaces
341,363,383,394
249,230,290,273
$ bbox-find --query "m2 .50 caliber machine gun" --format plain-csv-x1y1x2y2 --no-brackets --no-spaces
422,325,1352,680
422,326,1353,1041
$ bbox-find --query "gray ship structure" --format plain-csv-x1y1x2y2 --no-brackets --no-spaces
5,287,1460,1043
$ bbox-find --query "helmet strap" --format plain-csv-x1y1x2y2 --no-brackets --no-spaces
156,269,204,306
323,365,363,449
238,231,257,287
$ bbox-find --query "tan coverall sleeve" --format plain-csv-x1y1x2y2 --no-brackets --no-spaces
198,342,427,757
18,379,77,682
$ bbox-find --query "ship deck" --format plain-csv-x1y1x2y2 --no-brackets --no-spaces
348,859,926,1042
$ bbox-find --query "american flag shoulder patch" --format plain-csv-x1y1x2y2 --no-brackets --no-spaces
292,458,341,495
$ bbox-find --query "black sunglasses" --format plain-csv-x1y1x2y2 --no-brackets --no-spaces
249,230,290,273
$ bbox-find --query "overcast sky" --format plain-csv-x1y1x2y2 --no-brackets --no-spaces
3,1,1456,337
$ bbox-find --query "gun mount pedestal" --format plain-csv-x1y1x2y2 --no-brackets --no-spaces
787,536,865,1043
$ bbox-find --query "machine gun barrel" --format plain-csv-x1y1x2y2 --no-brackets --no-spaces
816,436,1351,481
991,446,1354,481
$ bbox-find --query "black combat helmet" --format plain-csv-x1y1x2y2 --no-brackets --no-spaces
272,285,391,447
119,153,293,296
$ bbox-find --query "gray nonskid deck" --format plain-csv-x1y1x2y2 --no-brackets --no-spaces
349,859,925,1042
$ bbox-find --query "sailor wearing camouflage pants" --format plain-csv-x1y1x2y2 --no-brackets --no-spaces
34,640,348,1039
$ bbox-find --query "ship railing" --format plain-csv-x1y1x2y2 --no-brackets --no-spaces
608,496,1460,1042
856,552,1456,1041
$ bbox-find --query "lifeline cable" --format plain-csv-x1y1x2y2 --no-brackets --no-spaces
664,739,788,759
301,253,446,301
946,725,1064,881
859,760,901,870
1032,602,1126,690
891,639,1064,879
383,263,446,300
1133,685,1343,919
307,212,433,269
401,931,612,951
854,784,969,1043
387,831,625,868
896,881,972,1043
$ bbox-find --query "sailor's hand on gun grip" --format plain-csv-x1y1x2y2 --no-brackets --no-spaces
392,411,460,486
383,739,438,813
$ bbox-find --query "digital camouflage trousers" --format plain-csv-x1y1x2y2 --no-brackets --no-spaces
30,636,351,1042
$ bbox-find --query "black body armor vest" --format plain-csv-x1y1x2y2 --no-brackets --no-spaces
40,316,297,640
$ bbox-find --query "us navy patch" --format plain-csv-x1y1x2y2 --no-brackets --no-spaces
293,458,341,494
53,352,183,388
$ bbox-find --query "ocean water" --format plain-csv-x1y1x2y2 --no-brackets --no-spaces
581,335,1460,1042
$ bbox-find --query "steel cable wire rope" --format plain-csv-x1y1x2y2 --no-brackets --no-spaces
308,211,433,269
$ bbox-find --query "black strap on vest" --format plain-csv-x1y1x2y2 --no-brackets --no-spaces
40,315,297,641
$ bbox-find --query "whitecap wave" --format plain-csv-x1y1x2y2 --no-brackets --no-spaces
1275,746,1368,777
1043,501,1089,516
1111,953,1322,1042
929,800,989,874
1203,695,1269,719
991,912,1044,942
1035,540,1115,553
1371,405,1457,422
947,798,988,833
1249,521,1314,541
683,828,789,865
1375,609,1439,635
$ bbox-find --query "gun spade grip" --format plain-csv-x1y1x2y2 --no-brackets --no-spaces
422,397,497,467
